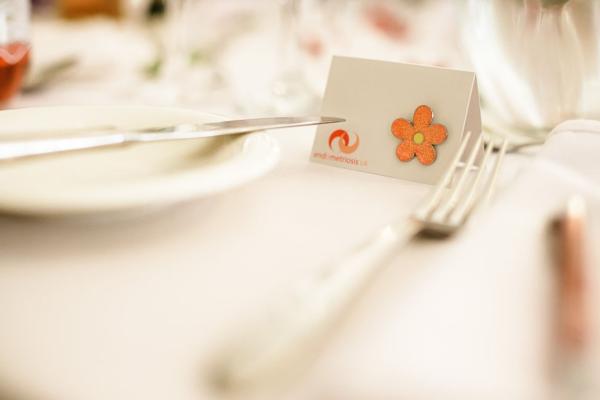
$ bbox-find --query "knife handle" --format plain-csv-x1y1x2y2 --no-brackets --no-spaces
212,220,419,391
556,196,588,351
0,133,132,161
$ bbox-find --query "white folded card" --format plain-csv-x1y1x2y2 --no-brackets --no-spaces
311,56,482,185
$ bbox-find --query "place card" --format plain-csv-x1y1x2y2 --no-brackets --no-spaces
311,56,482,185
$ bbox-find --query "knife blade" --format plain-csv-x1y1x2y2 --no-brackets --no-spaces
0,116,345,161
134,116,345,142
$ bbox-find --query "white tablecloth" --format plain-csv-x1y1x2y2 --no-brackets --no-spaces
1,17,599,400
1,119,599,400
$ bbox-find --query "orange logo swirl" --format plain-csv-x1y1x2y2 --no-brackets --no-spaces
328,129,360,154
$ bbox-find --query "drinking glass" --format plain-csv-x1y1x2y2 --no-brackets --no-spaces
156,0,316,114
295,0,457,99
461,0,600,140
155,0,246,110
0,0,30,106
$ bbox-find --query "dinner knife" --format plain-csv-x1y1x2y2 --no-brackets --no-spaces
0,116,344,161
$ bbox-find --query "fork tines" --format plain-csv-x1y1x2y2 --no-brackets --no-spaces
412,131,509,235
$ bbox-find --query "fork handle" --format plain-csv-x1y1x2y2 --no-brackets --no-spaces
0,133,132,161
215,220,419,390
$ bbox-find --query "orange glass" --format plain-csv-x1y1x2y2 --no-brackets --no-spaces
0,0,31,107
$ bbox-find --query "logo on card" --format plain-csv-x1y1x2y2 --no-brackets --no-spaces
312,128,367,167
328,129,360,154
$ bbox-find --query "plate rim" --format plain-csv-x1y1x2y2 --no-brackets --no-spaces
0,105,280,217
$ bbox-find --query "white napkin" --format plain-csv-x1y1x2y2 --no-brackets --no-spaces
294,120,600,400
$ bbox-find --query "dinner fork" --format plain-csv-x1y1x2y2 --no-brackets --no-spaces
212,131,509,391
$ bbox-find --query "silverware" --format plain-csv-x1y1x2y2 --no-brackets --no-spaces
0,116,344,161
211,131,509,391
551,196,593,400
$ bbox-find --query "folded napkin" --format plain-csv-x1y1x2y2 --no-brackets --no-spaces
294,120,600,400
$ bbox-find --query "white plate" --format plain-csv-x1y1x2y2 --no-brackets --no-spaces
0,106,279,216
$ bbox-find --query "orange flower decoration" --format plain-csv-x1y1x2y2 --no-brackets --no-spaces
391,105,447,165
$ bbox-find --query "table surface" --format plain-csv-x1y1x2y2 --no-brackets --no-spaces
0,120,548,400
1,16,598,400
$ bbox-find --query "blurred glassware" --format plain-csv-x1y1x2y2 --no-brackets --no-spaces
0,0,30,106
246,0,318,115
22,55,78,93
30,0,54,13
57,0,121,18
148,0,312,115
225,0,457,115
145,1,456,115
294,0,458,97
160,0,189,100
461,0,600,141
122,0,154,20
144,0,245,109
224,0,318,115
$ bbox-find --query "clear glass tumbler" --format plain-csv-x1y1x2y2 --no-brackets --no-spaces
461,0,600,140
0,0,30,107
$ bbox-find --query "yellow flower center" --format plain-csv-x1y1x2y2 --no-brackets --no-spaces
413,132,425,144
